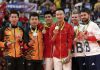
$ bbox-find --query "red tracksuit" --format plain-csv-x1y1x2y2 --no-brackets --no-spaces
50,22,74,58
43,27,53,58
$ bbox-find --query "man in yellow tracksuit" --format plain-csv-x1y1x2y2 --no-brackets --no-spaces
0,10,25,70
25,12,44,70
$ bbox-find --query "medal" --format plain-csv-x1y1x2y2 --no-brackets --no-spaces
33,32,37,37
32,26,38,37
55,26,59,30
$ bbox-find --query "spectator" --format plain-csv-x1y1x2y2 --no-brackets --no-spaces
94,2,100,20
19,12,28,28
54,0,61,9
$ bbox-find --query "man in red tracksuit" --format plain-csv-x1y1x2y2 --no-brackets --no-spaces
50,9,74,70
43,11,54,70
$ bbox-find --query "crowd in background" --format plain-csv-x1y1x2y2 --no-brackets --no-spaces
0,0,100,28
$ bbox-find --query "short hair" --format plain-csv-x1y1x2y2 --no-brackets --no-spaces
9,10,19,17
44,11,53,16
29,12,39,19
72,9,80,14
80,8,91,14
55,8,65,14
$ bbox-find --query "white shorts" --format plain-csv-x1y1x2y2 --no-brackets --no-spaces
44,58,54,70
53,57,72,70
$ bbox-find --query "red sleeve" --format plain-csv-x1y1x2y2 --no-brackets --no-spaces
25,17,28,22
87,36,97,42
49,24,56,44
22,43,29,52
67,24,74,50
38,23,43,31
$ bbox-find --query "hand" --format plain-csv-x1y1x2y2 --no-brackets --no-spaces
51,29,59,42
42,29,46,34
74,38,78,42
77,32,84,40
6,41,13,47
53,29,59,35
83,31,94,40
61,55,71,64
28,40,35,47
16,34,22,41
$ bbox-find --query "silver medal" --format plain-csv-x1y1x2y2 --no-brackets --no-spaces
33,32,37,37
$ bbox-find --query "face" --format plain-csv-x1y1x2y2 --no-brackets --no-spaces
30,16,39,27
56,10,65,22
80,12,90,23
71,14,80,24
9,14,19,25
45,14,53,24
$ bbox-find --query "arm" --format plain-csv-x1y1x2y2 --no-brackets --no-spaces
0,42,5,48
67,24,74,56
38,23,44,31
86,23,100,42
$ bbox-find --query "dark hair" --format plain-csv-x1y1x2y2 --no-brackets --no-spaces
9,10,19,17
44,11,53,16
29,12,39,19
80,8,91,14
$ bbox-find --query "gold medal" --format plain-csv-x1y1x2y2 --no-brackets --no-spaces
55,26,59,30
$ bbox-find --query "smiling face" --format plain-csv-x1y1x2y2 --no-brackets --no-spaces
71,13,80,25
44,14,53,24
55,10,65,22
80,12,90,23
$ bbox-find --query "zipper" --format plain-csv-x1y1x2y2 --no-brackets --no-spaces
18,27,23,57
49,28,53,58
45,27,53,58
37,30,40,60
60,30,61,59
14,28,16,57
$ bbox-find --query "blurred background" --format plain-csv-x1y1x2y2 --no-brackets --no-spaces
0,0,100,26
